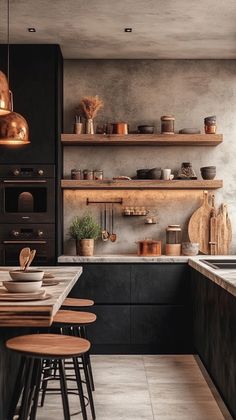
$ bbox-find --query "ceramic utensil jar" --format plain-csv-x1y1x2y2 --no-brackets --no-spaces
166,225,182,256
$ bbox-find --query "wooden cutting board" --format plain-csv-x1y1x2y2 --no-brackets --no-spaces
188,190,213,254
209,195,218,255
217,204,232,254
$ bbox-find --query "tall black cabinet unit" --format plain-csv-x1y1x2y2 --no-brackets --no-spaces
0,44,63,263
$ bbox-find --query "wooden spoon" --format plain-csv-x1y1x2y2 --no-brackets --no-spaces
110,205,117,242
102,204,109,241
19,247,31,270
24,249,36,271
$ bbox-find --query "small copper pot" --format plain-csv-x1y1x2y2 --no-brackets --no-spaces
112,122,128,135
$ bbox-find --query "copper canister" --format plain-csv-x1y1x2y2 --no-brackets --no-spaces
112,122,128,135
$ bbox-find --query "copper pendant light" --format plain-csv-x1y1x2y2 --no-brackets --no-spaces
0,70,11,115
0,0,30,145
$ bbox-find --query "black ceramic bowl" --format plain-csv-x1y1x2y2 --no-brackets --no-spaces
138,125,154,134
137,169,150,179
200,166,216,180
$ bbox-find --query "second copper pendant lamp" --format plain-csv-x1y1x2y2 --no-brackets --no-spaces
0,0,30,145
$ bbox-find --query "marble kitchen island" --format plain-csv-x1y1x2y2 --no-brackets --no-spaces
0,266,83,420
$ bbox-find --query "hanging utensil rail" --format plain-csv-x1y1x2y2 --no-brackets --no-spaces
86,198,123,205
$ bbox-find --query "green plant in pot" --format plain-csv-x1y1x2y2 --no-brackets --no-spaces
69,213,101,256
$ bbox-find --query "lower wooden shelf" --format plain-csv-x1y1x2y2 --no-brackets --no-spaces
61,179,223,190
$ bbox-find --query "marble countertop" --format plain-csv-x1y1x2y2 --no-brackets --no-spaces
0,266,82,327
58,254,189,263
189,257,236,298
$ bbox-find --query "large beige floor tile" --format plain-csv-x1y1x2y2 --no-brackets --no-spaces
152,401,224,419
149,382,217,402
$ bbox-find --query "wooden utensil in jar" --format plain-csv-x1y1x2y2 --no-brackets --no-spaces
19,247,31,270
24,249,36,270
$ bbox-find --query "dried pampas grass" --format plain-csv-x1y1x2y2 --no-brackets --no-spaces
79,95,103,119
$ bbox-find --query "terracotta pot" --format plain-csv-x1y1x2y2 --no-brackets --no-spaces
76,239,94,256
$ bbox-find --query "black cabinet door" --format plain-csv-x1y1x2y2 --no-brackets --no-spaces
0,44,63,164
131,264,190,304
70,264,131,303
131,305,191,352
84,305,131,345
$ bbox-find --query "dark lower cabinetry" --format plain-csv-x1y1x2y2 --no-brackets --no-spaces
191,268,236,419
69,263,192,354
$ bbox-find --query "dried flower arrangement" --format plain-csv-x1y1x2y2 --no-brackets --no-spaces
79,95,103,120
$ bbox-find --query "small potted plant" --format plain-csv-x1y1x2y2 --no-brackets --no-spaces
69,213,101,256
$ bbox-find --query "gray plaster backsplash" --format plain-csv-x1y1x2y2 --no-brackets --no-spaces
63,59,236,254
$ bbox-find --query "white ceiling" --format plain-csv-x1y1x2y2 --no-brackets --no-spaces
0,0,236,59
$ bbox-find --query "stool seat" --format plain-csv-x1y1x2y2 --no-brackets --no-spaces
6,333,90,357
53,310,97,326
62,298,94,307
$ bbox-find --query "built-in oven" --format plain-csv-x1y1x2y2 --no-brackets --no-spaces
0,164,55,224
0,164,56,266
0,224,55,266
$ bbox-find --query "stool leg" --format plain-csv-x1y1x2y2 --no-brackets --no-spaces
18,358,34,420
58,359,71,420
82,354,96,420
76,326,95,392
7,357,26,420
73,357,88,420
29,359,42,420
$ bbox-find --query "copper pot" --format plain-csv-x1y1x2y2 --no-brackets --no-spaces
136,240,161,256
112,122,128,135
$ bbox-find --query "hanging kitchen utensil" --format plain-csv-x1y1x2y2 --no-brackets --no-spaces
110,204,117,242
188,190,213,254
24,249,36,270
101,204,109,241
217,204,232,255
209,195,218,255
19,247,31,270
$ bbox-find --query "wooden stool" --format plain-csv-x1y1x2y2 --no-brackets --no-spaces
62,297,94,308
52,310,96,392
6,333,95,420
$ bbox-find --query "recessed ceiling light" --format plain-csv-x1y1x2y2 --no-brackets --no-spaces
28,28,36,32
124,28,132,33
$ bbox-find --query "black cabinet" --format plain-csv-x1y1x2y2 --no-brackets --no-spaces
131,305,190,352
0,44,63,164
71,264,131,303
191,268,236,419
70,263,191,353
131,264,189,304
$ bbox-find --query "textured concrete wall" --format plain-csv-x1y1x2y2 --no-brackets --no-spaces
63,60,236,255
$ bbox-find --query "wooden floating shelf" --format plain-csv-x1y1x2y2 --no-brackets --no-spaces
61,179,223,190
61,133,223,146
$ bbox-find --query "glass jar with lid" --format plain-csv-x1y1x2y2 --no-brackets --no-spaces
166,224,182,255
83,169,94,180
161,115,175,134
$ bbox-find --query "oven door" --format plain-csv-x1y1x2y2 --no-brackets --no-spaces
0,179,55,223
1,240,55,266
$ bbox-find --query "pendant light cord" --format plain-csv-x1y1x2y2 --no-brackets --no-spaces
7,0,10,81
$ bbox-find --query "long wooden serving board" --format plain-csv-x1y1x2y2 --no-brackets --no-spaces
188,190,213,254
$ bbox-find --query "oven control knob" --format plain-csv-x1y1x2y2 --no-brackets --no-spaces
38,169,44,176
37,230,44,237
11,230,20,237
13,169,20,176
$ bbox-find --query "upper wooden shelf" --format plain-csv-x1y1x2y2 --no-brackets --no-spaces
61,133,223,146
61,179,223,190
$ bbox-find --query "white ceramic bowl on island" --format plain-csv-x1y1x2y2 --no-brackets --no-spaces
9,269,44,281
3,280,43,293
